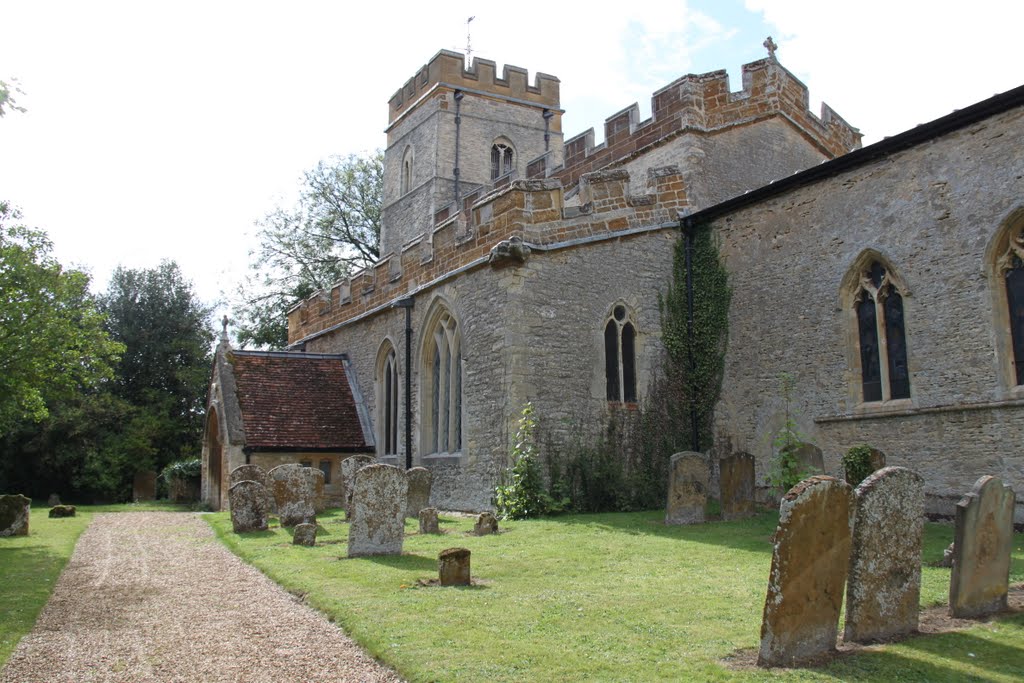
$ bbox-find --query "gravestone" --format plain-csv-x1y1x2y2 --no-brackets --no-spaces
419,507,440,534
665,451,708,525
47,493,61,507
949,475,1016,618
229,463,274,513
758,476,854,668
405,467,433,518
268,464,322,527
347,464,408,557
133,470,157,502
720,452,756,520
844,467,924,643
229,480,269,533
293,523,317,547
0,494,31,536
439,547,471,586
341,455,376,518
48,505,77,518
474,511,499,536
791,442,824,475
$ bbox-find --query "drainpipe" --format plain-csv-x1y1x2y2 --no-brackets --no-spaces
682,217,700,453
453,90,464,209
393,296,415,469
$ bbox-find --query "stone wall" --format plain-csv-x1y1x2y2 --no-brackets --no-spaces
711,105,1024,521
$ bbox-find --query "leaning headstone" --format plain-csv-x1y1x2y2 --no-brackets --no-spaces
341,455,376,518
406,467,433,518
292,523,317,547
844,467,924,643
949,475,1016,618
720,452,756,521
474,511,499,536
133,470,157,502
268,464,320,527
439,547,471,586
229,463,274,512
419,507,440,534
229,480,269,533
47,493,61,507
758,476,855,668
48,505,77,518
665,451,709,525
791,442,824,475
347,464,408,557
0,494,31,537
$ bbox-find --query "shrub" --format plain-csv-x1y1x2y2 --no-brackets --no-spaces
842,444,875,487
766,373,815,492
494,403,566,519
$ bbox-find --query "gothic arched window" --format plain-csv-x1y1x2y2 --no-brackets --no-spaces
401,147,413,195
490,142,514,180
990,214,1024,387
422,308,462,454
605,304,637,403
853,261,911,402
376,342,399,457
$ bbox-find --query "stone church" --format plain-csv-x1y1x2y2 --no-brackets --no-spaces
202,46,1024,521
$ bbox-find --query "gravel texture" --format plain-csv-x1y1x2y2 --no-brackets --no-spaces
0,512,403,683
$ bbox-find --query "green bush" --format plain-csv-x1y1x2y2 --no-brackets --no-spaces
842,444,875,487
494,404,566,519
766,373,815,492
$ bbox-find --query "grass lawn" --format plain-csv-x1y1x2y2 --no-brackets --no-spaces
207,510,1024,682
0,501,193,666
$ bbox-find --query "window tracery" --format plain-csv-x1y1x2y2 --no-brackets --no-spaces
377,343,399,457
490,142,514,180
422,309,462,454
605,304,637,403
853,261,910,402
995,224,1024,385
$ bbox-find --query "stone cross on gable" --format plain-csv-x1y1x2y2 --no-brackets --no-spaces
221,315,229,342
764,36,778,60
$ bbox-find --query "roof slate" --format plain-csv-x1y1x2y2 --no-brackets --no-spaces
228,350,371,452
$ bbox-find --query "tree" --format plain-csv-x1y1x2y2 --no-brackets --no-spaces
100,261,215,471
234,150,383,348
0,77,26,117
0,202,122,436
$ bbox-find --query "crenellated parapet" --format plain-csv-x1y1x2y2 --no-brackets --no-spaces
527,57,861,189
387,49,560,128
287,166,689,345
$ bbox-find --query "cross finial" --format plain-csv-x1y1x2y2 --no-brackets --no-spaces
764,36,778,60
221,315,229,342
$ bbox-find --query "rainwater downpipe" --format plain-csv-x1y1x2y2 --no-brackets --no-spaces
393,296,415,470
682,218,700,453
453,90,463,209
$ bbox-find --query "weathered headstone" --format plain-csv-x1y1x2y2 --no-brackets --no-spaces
791,442,824,475
439,547,471,586
758,476,854,668
229,480,269,533
939,542,955,568
844,467,924,643
229,463,275,512
347,464,408,557
665,451,708,525
474,511,499,536
48,505,77,518
949,475,1016,618
720,452,756,521
47,493,61,507
405,467,433,518
268,464,322,527
341,455,376,518
419,507,440,534
0,494,31,536
293,522,317,547
133,470,157,502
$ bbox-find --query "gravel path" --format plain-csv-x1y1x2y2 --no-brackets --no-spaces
0,512,403,683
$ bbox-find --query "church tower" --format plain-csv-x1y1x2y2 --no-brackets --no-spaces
380,50,563,255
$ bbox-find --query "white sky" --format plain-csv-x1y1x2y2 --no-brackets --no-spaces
1,0,1021,322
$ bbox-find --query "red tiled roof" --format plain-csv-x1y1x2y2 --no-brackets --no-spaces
229,350,372,452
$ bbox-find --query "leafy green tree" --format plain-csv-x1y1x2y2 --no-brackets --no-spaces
100,261,215,470
234,150,383,348
0,77,26,117
0,202,122,436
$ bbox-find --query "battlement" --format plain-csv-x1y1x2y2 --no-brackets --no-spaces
287,166,689,345
388,49,560,126
527,57,861,188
